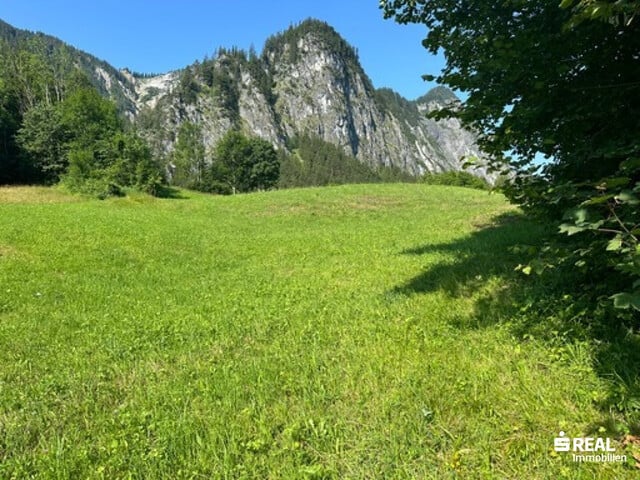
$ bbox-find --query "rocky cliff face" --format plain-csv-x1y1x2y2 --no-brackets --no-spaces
130,20,489,179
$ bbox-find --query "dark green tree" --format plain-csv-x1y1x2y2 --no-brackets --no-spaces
177,68,200,105
422,171,489,190
59,85,123,195
211,69,239,122
278,134,383,188
111,131,164,195
212,130,251,194
213,130,279,194
246,137,280,191
0,75,24,183
60,84,120,146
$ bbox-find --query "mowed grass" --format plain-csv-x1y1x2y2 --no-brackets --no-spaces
0,184,634,478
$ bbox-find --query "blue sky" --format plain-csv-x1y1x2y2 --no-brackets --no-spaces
0,0,444,101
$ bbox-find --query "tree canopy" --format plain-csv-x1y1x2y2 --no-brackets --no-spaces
0,36,164,196
170,121,206,189
381,0,639,170
213,130,280,194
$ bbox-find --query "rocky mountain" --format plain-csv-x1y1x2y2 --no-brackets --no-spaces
0,18,489,180
133,20,488,179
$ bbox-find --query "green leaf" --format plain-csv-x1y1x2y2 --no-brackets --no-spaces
521,265,532,275
598,177,631,189
559,223,587,236
615,190,640,205
588,220,604,230
581,194,614,206
530,259,546,275
611,292,640,311
563,207,589,223
606,236,623,251
620,158,640,172
559,0,574,8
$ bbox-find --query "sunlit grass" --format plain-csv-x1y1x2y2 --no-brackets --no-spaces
0,185,80,204
0,184,634,478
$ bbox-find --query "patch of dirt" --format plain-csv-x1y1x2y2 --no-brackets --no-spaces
0,244,24,259
0,186,79,204
255,194,404,217
346,195,404,210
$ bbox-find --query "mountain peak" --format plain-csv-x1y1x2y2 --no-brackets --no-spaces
416,86,459,106
288,18,342,39
264,18,348,52
263,18,360,66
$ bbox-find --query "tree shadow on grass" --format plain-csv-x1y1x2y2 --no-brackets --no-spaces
393,212,549,323
155,185,188,199
393,211,640,432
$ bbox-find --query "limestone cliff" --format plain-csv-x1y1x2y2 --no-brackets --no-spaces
79,19,487,180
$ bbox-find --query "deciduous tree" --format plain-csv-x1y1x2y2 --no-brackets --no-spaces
170,121,206,189
213,130,279,194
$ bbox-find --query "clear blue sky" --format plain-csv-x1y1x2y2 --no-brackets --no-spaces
0,0,444,101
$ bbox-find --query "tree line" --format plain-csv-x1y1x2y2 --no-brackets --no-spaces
278,134,417,188
0,37,282,197
0,37,163,196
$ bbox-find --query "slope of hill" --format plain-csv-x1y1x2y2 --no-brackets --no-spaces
0,183,623,478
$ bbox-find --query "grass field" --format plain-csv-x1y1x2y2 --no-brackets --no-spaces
0,184,637,478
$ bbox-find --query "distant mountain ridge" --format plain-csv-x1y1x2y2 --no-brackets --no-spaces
0,18,490,180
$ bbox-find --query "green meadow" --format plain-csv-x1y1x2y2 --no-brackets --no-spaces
0,184,636,478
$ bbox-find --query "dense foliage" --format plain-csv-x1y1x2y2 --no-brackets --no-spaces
422,170,489,190
382,0,640,322
0,37,163,196
0,19,137,115
170,121,207,190
279,134,417,188
170,128,280,195
213,130,280,194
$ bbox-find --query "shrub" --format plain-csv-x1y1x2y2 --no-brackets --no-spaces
422,171,489,190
